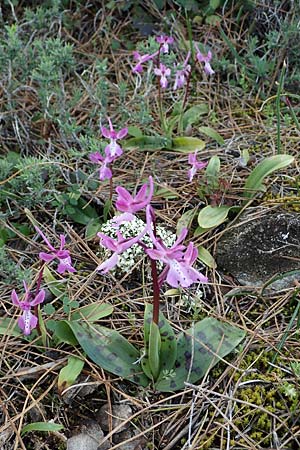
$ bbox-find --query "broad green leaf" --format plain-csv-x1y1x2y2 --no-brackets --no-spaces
52,321,78,346
85,218,102,240
143,304,177,381
65,321,149,386
198,205,231,228
65,197,98,225
176,207,198,235
58,356,85,394
243,154,294,199
194,225,213,236
205,155,220,178
0,317,21,337
198,126,224,145
155,317,245,392
155,187,178,199
43,266,65,297
127,125,143,137
210,0,220,9
71,303,113,321
172,137,205,153
124,136,172,151
182,104,209,130
197,246,216,268
148,322,161,380
21,422,64,436
205,14,221,25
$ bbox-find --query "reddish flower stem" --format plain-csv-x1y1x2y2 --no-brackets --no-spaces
33,261,44,336
150,258,160,325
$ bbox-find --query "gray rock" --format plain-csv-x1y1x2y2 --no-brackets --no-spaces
216,210,300,290
67,421,110,450
113,430,146,450
97,404,132,433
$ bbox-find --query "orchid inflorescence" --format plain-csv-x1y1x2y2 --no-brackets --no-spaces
97,176,208,289
132,35,214,89
89,117,128,181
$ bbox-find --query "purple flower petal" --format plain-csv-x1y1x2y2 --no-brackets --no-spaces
97,252,119,273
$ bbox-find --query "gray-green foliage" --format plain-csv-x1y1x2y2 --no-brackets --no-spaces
0,152,61,211
0,246,31,286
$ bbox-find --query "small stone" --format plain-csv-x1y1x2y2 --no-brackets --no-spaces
113,430,146,450
216,210,300,290
0,425,14,449
67,421,110,450
97,404,132,433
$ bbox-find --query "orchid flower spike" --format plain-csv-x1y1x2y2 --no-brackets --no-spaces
132,50,158,73
156,35,174,53
34,226,76,274
145,206,208,288
97,227,147,273
11,281,45,335
101,118,128,159
89,151,113,181
173,51,191,90
188,151,208,182
154,63,171,89
115,176,154,213
195,45,215,76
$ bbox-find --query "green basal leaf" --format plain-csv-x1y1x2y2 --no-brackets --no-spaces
155,317,245,392
85,218,102,240
243,154,294,199
143,304,177,382
205,155,221,178
176,207,198,235
65,321,149,386
172,137,205,153
71,303,113,321
182,104,209,130
0,317,22,337
21,422,64,436
52,321,79,346
194,225,212,236
43,266,65,297
124,136,172,151
127,125,143,137
198,126,224,145
65,197,98,225
57,356,85,394
198,205,231,228
148,321,161,380
197,246,216,269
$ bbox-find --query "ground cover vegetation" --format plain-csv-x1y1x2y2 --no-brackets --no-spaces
0,0,300,449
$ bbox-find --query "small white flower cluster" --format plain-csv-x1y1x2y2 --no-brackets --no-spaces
99,216,177,276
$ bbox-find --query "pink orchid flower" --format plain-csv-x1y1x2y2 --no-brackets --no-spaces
173,52,191,90
115,176,154,213
11,281,45,335
154,63,171,89
195,45,215,76
132,50,158,73
34,226,76,274
156,35,174,53
101,118,128,159
145,206,208,288
89,151,113,181
188,151,208,182
97,228,146,273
